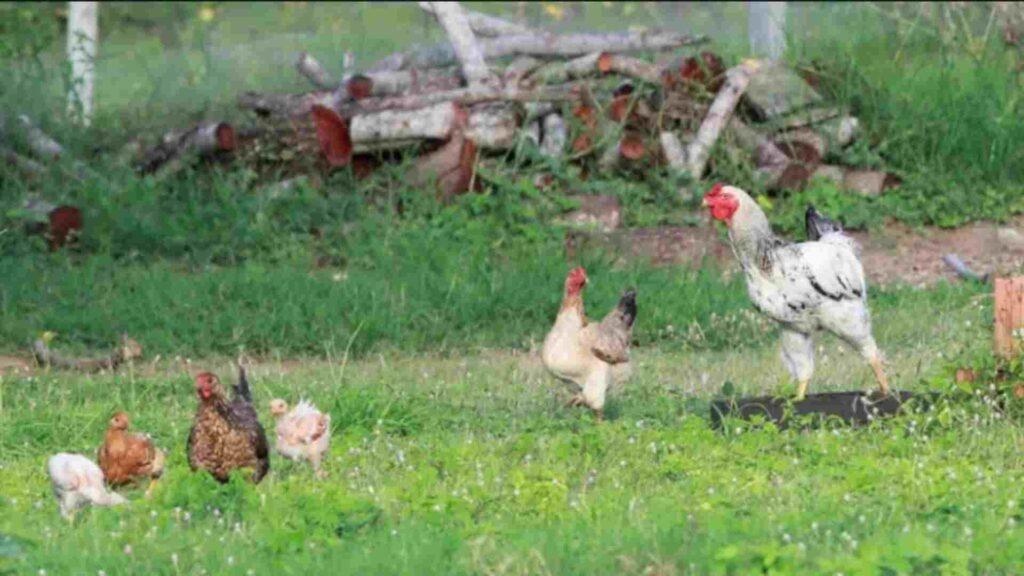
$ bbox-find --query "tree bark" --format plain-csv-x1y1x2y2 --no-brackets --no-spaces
295,51,334,89
418,2,534,37
686,60,761,179
540,113,567,158
367,30,705,72
748,2,786,61
421,1,493,87
67,1,98,126
139,121,237,176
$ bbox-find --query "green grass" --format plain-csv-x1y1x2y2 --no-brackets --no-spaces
0,290,1019,575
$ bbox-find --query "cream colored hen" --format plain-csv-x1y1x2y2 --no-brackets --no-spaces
269,399,331,477
47,453,126,520
542,267,637,421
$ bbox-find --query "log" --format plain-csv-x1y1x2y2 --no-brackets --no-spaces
421,1,493,88
710,391,927,429
659,131,687,173
342,68,463,99
686,60,762,179
774,127,827,165
241,82,575,122
539,113,567,158
943,253,990,283
727,119,811,190
410,107,478,200
238,90,339,119
528,53,603,85
351,102,458,145
527,52,662,86
367,30,706,72
2,146,45,176
816,115,861,148
994,277,1024,359
810,167,901,196
15,115,65,159
466,103,519,149
418,3,533,37
138,121,237,176
503,56,543,84
596,52,663,84
295,51,334,89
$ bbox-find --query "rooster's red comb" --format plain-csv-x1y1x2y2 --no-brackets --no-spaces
706,182,726,197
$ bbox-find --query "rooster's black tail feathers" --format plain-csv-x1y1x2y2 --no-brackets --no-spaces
805,205,843,241
234,360,253,403
618,289,637,328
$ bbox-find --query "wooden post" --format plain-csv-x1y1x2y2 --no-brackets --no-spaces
994,277,1024,359
67,1,98,126
748,2,785,61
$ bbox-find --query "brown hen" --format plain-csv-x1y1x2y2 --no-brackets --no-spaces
97,411,165,494
187,365,270,483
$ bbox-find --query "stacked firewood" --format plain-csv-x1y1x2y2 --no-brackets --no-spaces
4,2,900,202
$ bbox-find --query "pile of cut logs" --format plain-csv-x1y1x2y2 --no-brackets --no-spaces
5,2,900,203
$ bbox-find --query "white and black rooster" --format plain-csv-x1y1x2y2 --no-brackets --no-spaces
702,183,890,400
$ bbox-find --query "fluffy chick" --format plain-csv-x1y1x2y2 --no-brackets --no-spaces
269,398,331,477
47,453,126,520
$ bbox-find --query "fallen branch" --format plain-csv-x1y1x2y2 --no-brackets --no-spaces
138,121,237,177
15,114,65,160
943,253,990,283
1,146,45,177
596,52,662,84
686,59,761,179
466,103,519,149
417,3,533,37
342,68,463,100
421,1,493,87
540,113,567,158
242,82,575,120
659,131,687,172
295,51,335,89
367,30,706,72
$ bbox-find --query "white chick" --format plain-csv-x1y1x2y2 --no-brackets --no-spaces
47,453,127,519
269,399,331,477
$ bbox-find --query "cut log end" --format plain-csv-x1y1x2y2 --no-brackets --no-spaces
311,104,353,167
215,123,237,152
620,135,645,161
347,75,375,101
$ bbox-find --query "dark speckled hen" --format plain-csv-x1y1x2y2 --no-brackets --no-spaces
187,365,269,483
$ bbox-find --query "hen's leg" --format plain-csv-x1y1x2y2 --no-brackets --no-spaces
581,365,611,422
824,304,890,397
780,329,814,400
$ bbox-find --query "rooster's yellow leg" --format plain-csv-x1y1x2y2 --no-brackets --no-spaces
795,379,810,402
144,478,158,498
870,357,890,397
593,408,604,422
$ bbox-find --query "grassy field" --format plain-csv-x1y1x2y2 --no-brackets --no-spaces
2,2,1024,574
2,287,1021,575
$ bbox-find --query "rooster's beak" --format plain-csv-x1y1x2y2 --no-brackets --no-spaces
701,198,710,208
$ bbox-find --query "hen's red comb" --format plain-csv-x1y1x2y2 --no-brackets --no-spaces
707,182,725,196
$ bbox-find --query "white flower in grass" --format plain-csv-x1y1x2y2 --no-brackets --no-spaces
123,544,133,556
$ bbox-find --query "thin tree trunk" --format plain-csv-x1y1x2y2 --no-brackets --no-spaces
67,1,99,126
748,2,786,61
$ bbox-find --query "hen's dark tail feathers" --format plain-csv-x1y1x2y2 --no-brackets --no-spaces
234,361,253,403
617,288,637,328
805,205,843,241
